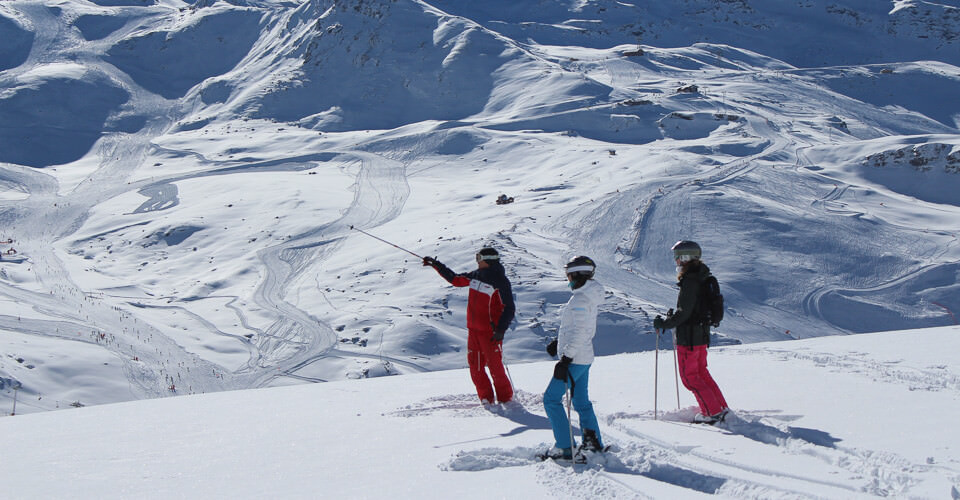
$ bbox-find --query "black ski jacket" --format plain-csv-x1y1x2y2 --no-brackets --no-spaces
660,261,712,347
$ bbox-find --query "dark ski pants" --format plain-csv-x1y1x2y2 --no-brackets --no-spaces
467,330,513,403
678,345,728,416
543,363,603,450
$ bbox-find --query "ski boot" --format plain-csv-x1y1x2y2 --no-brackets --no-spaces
537,447,573,461
693,408,729,425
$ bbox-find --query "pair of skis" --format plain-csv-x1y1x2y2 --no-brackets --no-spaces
535,445,612,464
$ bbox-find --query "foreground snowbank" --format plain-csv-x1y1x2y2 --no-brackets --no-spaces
2,326,958,499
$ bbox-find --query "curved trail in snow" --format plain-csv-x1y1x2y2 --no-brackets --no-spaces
1,0,422,397
532,103,792,332
242,150,420,386
0,4,234,402
535,54,959,338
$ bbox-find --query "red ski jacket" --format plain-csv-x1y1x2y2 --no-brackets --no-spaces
430,260,515,335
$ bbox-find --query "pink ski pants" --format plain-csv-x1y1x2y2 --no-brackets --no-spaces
677,344,728,416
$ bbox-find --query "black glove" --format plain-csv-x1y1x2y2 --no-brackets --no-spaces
653,315,665,330
553,356,573,381
491,329,505,342
422,256,439,267
545,338,558,357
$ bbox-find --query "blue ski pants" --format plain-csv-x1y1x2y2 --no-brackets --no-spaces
543,363,603,450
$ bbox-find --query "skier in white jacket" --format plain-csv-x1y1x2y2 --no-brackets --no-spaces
541,256,606,460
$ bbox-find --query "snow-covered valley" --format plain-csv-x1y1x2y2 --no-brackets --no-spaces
1,0,959,495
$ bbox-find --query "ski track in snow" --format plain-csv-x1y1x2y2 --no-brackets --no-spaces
729,346,960,393
0,4,228,402
520,52,960,342
421,379,958,499
244,150,413,385
2,0,420,399
606,411,922,498
2,143,416,403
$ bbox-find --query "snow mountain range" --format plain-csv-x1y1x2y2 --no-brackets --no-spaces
1,0,960,477
2,0,960,497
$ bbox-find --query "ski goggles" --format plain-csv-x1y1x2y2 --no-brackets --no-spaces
565,265,595,274
476,253,500,261
674,253,698,263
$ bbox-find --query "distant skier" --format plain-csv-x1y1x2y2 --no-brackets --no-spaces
423,247,515,404
654,241,729,424
541,256,605,460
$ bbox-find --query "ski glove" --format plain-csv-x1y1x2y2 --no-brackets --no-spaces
546,338,558,357
422,256,440,267
491,328,505,342
553,356,573,381
653,315,665,330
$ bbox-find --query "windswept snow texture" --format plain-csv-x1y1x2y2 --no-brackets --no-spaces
0,0,958,426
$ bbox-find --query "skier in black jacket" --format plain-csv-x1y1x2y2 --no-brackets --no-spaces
654,241,729,424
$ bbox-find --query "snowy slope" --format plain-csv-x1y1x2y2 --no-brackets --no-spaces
2,327,959,499
1,0,959,416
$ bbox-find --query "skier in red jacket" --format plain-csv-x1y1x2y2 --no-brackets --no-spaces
424,247,516,404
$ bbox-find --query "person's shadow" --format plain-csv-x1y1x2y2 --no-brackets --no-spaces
720,411,842,449
431,392,553,449
489,401,553,437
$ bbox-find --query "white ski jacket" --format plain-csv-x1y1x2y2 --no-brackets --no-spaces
558,279,603,365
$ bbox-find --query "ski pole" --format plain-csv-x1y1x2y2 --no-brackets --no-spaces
498,340,517,398
566,378,575,454
654,328,660,420
672,329,681,409
348,225,423,259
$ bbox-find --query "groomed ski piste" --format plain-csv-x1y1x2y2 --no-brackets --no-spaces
1,0,959,497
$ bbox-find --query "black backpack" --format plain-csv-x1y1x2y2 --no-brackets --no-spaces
698,275,724,327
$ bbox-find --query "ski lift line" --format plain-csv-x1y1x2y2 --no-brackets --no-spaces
690,61,911,81
0,392,51,413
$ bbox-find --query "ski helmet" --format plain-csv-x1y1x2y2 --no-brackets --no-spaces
671,240,701,262
476,247,500,262
564,255,596,280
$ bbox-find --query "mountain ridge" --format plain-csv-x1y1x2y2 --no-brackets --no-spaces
0,0,958,412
